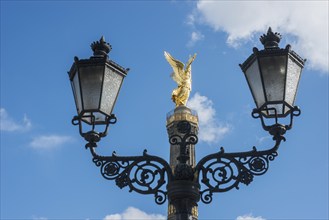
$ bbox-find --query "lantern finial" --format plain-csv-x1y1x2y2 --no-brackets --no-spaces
91,36,112,57
260,27,282,49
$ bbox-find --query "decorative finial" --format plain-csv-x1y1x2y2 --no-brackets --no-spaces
260,27,282,49
91,36,112,57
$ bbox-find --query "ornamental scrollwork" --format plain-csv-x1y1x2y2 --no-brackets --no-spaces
90,148,173,205
195,139,282,204
83,119,287,206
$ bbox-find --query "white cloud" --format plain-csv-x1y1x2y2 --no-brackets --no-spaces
256,135,272,145
187,92,231,144
236,214,266,220
104,207,165,220
192,1,328,73
32,216,48,220
186,13,196,27
30,135,73,150
187,31,204,47
0,108,32,132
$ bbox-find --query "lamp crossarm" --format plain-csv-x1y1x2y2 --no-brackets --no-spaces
194,137,283,204
88,146,173,205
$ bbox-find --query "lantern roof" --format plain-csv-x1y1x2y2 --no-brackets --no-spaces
240,27,306,72
68,36,130,80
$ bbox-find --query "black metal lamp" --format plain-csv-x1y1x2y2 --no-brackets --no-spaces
240,27,306,121
68,36,129,142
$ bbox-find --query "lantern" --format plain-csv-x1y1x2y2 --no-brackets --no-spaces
240,28,305,118
68,37,129,125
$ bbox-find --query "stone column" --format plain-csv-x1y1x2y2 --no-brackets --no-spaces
166,106,199,220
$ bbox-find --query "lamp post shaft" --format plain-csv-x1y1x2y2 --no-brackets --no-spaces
166,106,199,220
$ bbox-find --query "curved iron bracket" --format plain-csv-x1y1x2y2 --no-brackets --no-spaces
193,119,290,204
88,145,173,205
72,106,300,206
195,136,283,204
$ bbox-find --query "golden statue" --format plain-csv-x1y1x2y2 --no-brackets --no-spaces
164,51,197,107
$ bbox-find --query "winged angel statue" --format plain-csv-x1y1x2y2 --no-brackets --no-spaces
164,51,197,107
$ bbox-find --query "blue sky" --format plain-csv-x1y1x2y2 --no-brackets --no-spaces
1,1,328,220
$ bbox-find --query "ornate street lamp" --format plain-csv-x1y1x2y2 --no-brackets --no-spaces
240,28,305,132
68,36,129,143
68,28,305,220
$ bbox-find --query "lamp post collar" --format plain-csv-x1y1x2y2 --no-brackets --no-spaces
260,27,282,49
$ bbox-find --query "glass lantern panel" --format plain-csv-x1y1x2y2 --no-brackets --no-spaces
100,66,124,116
284,56,302,113
92,112,107,124
259,55,287,115
266,103,282,116
80,112,92,124
71,71,83,114
79,65,104,111
80,112,106,125
244,59,265,108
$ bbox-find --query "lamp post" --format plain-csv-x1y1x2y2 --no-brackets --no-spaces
68,28,305,220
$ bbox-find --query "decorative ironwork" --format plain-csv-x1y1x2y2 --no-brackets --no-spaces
252,104,301,132
78,114,295,206
193,114,291,204
195,140,281,204
70,108,300,220
260,27,282,49
71,114,117,144
176,120,192,134
88,146,173,205
91,36,112,57
169,121,198,181
72,105,299,211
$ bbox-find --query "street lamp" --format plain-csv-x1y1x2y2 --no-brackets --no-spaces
240,28,305,131
69,36,129,143
68,28,305,220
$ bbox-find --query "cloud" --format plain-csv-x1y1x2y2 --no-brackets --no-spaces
187,93,231,144
30,135,73,150
104,207,165,220
191,1,328,73
236,214,266,220
187,31,204,47
256,135,272,145
0,108,32,132
32,217,48,220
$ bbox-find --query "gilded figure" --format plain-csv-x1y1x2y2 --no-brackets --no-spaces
164,51,197,106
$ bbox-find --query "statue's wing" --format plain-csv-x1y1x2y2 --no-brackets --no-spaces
164,51,184,84
185,53,197,73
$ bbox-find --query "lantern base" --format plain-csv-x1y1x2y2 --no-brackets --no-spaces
252,105,301,133
83,131,101,144
71,114,117,146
